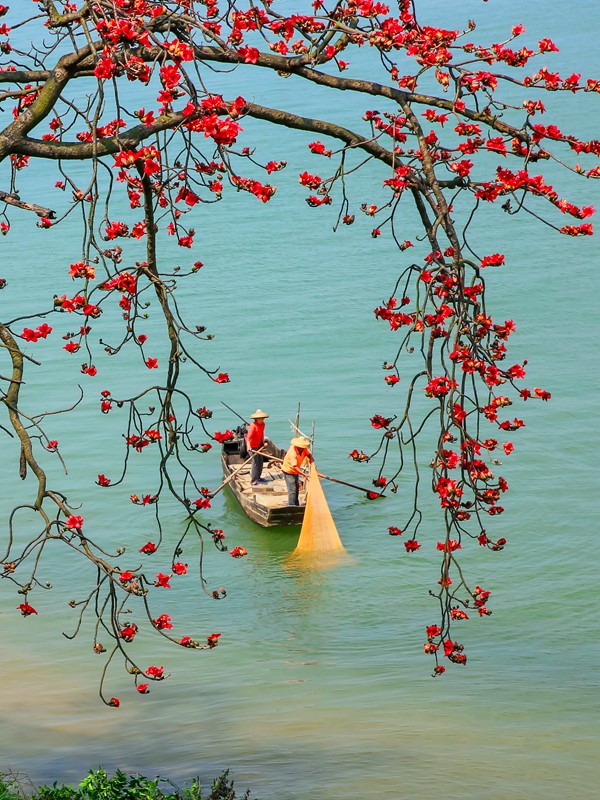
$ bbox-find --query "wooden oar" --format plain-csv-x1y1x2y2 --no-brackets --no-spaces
314,471,382,497
209,447,270,498
267,454,380,496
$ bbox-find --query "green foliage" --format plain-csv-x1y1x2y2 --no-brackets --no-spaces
0,770,251,800
205,772,250,800
0,777,16,800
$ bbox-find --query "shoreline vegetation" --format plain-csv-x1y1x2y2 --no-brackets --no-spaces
0,768,253,800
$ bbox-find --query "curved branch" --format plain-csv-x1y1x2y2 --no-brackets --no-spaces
0,324,47,508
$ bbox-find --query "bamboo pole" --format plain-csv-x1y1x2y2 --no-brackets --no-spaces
267,454,380,496
288,417,313,443
314,471,382,496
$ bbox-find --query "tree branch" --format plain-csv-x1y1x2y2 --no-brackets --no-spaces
0,190,56,218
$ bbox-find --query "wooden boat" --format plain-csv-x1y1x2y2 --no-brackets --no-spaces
221,433,306,527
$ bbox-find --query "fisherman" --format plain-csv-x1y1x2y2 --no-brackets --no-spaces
282,436,314,506
246,409,269,486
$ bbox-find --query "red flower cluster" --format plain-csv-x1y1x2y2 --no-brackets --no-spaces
425,376,457,398
213,430,234,443
21,323,52,342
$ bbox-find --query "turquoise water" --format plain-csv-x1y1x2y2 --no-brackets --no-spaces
1,2,600,798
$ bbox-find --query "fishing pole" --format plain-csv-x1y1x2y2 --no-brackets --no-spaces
221,401,249,425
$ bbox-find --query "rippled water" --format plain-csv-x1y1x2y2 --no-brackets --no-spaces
1,2,600,798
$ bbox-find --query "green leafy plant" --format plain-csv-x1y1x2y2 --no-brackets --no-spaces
1,770,250,800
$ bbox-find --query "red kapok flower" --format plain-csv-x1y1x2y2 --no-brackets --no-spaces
17,602,38,616
192,497,211,509
145,665,165,679
443,639,456,657
119,624,138,642
152,613,172,629
370,414,393,429
349,449,369,462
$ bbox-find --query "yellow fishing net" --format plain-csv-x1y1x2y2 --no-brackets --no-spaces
292,463,346,556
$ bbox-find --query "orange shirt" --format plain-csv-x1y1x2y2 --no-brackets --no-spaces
246,421,265,450
282,446,312,475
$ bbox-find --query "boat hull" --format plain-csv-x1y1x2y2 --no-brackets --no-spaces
221,437,306,527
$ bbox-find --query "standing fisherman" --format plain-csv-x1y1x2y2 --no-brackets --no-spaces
282,436,314,505
246,409,269,486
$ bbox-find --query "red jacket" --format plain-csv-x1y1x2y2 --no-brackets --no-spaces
246,421,265,451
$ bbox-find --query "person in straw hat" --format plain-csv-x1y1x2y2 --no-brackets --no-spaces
282,436,314,506
246,409,269,485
